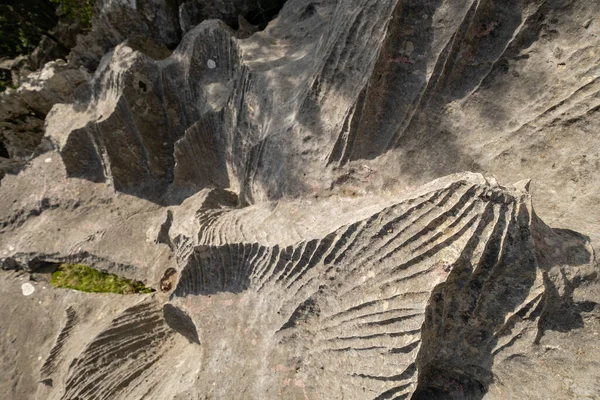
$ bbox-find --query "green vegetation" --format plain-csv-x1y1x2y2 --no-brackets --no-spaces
0,0,97,58
52,263,154,294
51,0,95,29
0,0,96,91
0,70,14,92
0,1,61,58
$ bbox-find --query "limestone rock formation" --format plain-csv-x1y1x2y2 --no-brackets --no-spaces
0,0,599,399
0,60,89,180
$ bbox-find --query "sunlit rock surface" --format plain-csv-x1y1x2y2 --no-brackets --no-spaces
0,0,599,399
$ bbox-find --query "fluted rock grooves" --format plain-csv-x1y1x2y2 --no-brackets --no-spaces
0,0,599,399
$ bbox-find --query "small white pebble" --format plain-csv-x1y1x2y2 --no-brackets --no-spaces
42,286,46,290
21,283,35,296
44,157,52,163
8,245,15,251
38,301,42,304
38,356,42,361
207,59,216,69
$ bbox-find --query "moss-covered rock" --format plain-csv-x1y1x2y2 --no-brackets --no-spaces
51,263,153,294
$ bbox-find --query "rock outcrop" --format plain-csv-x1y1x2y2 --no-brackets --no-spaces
0,61,89,180
0,0,599,399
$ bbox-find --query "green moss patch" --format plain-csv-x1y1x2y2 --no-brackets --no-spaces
51,263,153,294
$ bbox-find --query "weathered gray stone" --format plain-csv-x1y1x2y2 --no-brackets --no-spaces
0,60,89,181
0,0,599,399
68,0,182,70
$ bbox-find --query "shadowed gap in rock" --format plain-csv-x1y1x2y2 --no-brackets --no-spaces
0,138,9,159
179,0,289,33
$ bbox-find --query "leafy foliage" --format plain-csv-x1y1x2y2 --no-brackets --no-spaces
0,69,14,92
52,263,154,294
51,0,95,29
0,1,57,91
0,0,95,91
0,1,58,58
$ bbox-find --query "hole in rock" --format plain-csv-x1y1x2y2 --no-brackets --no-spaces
160,267,177,292
412,365,489,400
299,3,316,20
243,0,289,29
0,138,9,158
138,80,147,92
28,260,61,283
180,0,289,34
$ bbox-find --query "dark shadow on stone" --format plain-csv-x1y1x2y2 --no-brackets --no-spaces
201,188,239,209
552,228,594,266
124,36,173,60
59,125,106,184
412,366,488,400
167,112,232,206
0,257,19,270
157,210,174,250
341,0,564,188
276,296,320,332
179,0,289,33
29,260,61,284
69,0,181,72
163,304,200,344
40,378,53,387
536,269,586,336
530,212,598,337
343,0,445,161
393,0,567,186
411,200,596,399
0,138,9,159
243,0,289,29
59,29,248,206
27,259,60,273
534,265,598,341
173,243,273,296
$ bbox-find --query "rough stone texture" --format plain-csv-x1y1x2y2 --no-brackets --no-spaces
28,16,84,72
0,61,89,180
67,0,182,71
1,0,599,399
